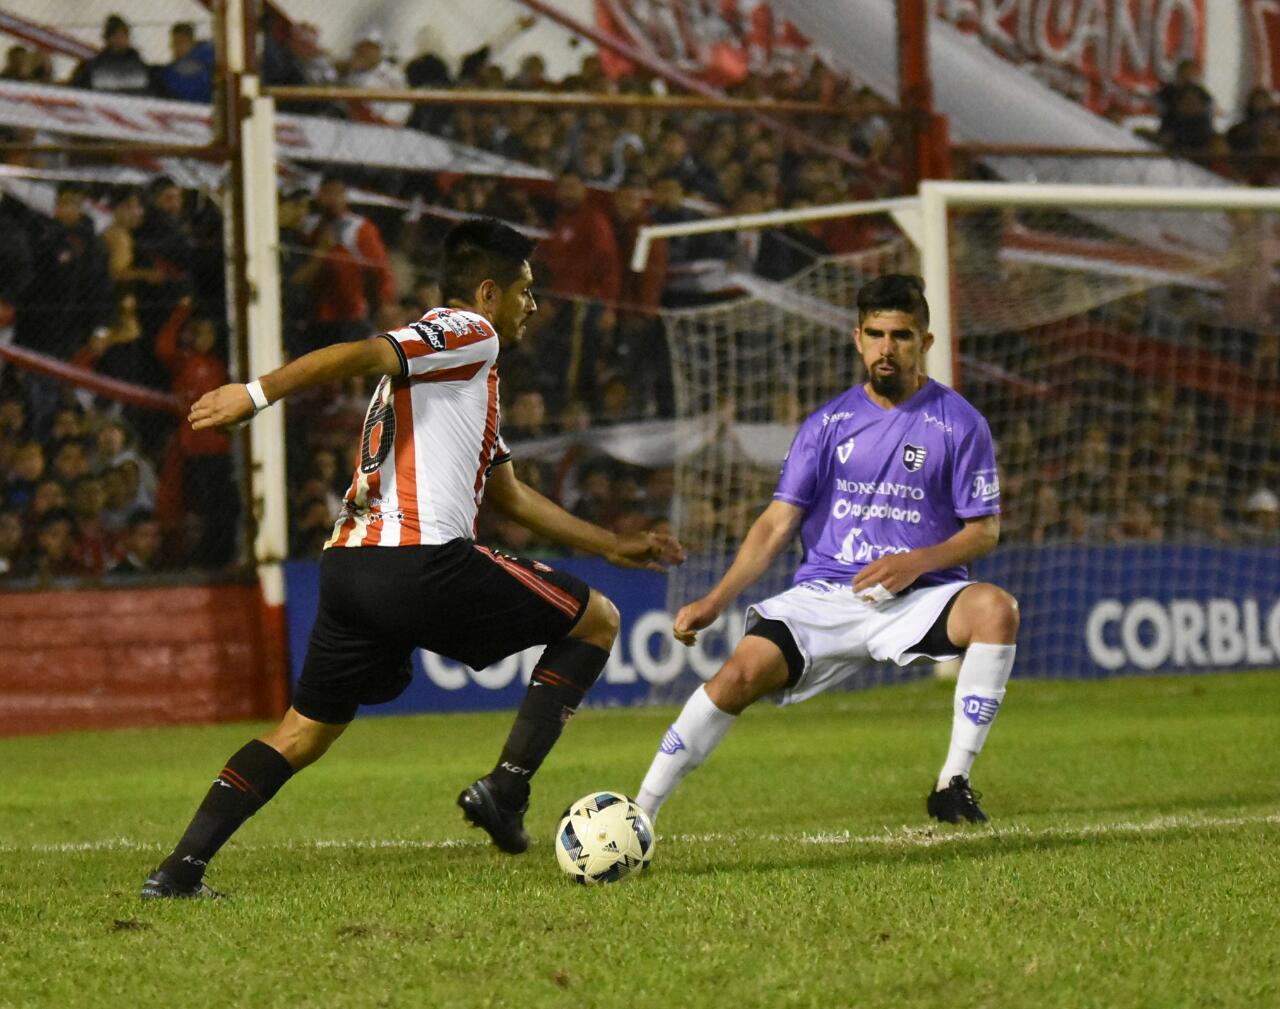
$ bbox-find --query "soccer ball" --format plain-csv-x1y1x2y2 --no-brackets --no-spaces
554,791,654,884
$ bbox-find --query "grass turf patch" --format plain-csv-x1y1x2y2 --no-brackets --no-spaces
1,671,1277,1009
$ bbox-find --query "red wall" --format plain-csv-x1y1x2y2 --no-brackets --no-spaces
0,583,286,736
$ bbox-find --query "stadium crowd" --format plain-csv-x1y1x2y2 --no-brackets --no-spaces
0,14,1276,583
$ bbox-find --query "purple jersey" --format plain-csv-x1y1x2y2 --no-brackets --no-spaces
774,379,1000,588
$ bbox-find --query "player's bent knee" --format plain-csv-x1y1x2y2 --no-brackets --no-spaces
571,590,620,650
967,583,1020,642
708,647,788,714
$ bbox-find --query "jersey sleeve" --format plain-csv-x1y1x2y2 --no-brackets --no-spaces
952,415,1001,518
383,310,497,379
773,422,820,508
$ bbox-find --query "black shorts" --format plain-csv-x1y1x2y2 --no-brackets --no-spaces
294,539,591,724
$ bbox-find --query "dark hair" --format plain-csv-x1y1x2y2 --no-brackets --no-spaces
55,181,86,200
127,508,156,528
39,508,73,532
856,274,929,327
171,22,195,39
103,14,128,40
440,217,535,304
147,175,179,200
108,186,142,208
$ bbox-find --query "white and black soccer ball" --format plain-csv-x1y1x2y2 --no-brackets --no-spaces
554,791,654,885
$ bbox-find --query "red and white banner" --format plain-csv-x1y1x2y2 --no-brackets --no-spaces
0,81,548,178
934,0,1205,113
593,0,811,86
1247,0,1280,89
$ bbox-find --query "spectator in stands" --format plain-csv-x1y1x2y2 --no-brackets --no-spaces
158,22,214,103
135,177,193,283
647,172,713,306
597,372,634,424
278,187,314,355
1105,498,1164,543
1185,489,1235,544
4,441,43,511
27,475,66,521
154,300,237,567
68,474,119,574
48,406,84,444
0,395,26,441
16,508,79,579
535,169,621,410
0,507,20,576
50,439,91,485
0,200,33,350
2,45,27,79
651,127,721,202
341,31,410,126
1240,488,1279,543
102,188,167,289
17,182,113,361
1155,60,1216,157
112,508,163,574
2,44,51,83
300,175,397,353
570,461,617,529
610,174,672,417
70,15,154,96
289,22,339,87
504,388,549,440
1227,87,1280,167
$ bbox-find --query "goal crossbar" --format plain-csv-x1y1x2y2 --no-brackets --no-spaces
635,182,1280,391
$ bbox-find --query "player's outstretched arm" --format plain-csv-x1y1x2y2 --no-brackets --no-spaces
188,336,402,432
674,500,802,646
484,461,685,572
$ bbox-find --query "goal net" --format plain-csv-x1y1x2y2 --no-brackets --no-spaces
650,183,1280,687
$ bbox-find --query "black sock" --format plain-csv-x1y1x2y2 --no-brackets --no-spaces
489,639,610,805
157,739,295,885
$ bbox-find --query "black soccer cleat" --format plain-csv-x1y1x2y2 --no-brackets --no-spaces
927,775,989,824
139,869,223,900
457,776,530,854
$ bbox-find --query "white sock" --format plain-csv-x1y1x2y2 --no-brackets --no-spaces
937,643,1015,789
636,685,737,821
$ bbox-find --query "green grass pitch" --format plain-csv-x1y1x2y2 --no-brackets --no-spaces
2,672,1278,1009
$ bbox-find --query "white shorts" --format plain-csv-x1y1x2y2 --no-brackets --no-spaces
746,579,971,706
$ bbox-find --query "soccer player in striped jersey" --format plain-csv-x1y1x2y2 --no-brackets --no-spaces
141,218,683,899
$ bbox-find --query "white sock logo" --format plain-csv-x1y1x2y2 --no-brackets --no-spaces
961,695,1001,726
660,727,685,754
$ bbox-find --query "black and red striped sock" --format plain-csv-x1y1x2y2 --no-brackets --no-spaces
156,739,294,886
489,639,610,806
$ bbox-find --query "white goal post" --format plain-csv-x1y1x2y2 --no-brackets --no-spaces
632,181,1280,390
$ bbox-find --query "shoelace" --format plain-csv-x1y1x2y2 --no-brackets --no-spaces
955,781,983,812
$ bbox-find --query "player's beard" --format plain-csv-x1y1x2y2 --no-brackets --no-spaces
868,363,907,398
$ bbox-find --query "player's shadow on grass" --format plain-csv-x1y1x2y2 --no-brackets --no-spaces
657,819,1272,878
1011,790,1280,819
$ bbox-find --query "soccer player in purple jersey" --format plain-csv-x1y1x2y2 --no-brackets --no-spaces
635,274,1019,825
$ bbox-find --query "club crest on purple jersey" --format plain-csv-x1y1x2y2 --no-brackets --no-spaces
836,438,855,464
902,443,927,472
961,694,1001,726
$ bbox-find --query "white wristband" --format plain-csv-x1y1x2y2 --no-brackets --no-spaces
245,379,270,413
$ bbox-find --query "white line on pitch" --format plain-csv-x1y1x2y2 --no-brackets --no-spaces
4,810,1277,855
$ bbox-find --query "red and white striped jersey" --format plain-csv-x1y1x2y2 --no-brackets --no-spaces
325,308,510,549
